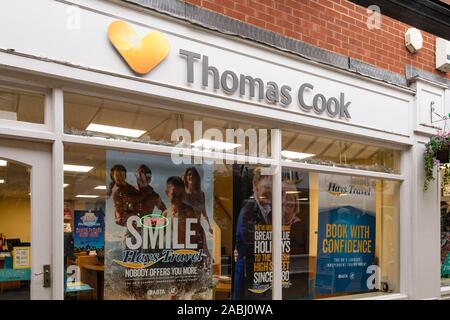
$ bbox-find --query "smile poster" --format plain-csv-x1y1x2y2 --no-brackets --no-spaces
315,174,376,295
73,209,105,251
104,150,213,300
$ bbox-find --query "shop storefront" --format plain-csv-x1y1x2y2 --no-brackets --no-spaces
0,0,448,300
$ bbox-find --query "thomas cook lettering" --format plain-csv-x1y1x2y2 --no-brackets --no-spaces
180,49,351,120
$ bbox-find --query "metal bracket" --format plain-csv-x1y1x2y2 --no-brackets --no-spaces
430,101,450,131
431,101,448,123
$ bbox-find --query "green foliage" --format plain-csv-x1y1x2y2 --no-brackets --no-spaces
424,131,450,191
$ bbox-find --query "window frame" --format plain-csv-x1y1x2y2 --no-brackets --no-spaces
61,89,405,300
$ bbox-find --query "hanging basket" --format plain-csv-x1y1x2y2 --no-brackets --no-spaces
437,147,450,164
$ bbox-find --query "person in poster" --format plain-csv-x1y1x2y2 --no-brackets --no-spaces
163,176,207,252
135,164,167,216
163,176,209,299
107,164,141,229
281,174,310,299
107,163,166,298
183,167,213,235
233,167,272,300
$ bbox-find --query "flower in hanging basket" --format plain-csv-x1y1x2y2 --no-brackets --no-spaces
424,130,450,191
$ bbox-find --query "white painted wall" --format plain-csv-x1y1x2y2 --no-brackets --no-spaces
0,0,413,141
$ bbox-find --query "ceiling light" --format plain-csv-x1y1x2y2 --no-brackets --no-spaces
94,185,106,190
281,150,315,160
64,164,94,173
75,195,99,198
0,179,4,184
285,191,301,194
0,160,7,166
64,184,69,188
191,139,241,151
86,123,146,138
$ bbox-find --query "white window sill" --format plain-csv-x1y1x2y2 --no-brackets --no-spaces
441,286,450,297
322,292,408,300
355,293,408,300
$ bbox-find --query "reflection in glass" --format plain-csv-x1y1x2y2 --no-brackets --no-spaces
282,131,401,174
64,93,271,157
0,88,45,124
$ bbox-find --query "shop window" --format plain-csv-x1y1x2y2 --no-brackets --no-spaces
63,93,271,158
281,169,400,299
282,131,401,174
440,169,450,288
0,88,45,124
63,144,274,300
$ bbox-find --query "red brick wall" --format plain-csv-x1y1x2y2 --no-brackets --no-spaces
184,0,450,80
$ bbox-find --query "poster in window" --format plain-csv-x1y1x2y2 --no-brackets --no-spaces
73,209,105,251
281,169,310,299
104,151,213,300
12,247,30,269
315,174,376,296
231,166,309,299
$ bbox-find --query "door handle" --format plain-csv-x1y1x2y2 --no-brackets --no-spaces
34,264,51,288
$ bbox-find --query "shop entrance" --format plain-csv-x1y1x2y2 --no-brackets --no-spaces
0,138,52,299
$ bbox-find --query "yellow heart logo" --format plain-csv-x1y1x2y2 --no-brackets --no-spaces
108,20,170,75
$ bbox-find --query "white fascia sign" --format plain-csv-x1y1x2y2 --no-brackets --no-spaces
179,49,352,120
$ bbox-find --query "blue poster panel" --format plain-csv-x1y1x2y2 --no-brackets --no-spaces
73,210,105,251
315,174,377,295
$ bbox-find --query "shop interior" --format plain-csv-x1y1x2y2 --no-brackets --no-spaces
0,159,31,300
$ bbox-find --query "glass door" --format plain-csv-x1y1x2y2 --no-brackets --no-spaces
0,138,52,299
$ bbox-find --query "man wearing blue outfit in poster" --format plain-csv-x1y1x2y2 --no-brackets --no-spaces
233,167,272,300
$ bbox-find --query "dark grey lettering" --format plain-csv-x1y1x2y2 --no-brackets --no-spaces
202,55,220,89
221,70,239,94
326,97,340,117
313,93,326,114
340,92,351,119
280,85,292,106
298,83,314,111
265,81,279,104
239,75,264,99
179,49,201,83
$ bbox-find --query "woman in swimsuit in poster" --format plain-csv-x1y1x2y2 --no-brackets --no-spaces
183,167,213,234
